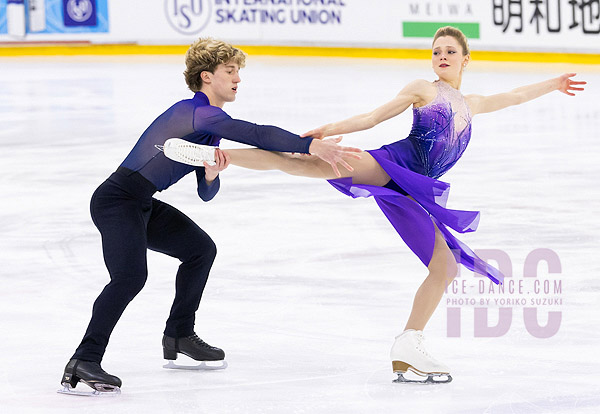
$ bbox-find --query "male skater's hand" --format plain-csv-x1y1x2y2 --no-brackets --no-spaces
204,148,230,184
308,136,362,178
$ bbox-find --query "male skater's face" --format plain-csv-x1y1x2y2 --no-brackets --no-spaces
203,62,241,107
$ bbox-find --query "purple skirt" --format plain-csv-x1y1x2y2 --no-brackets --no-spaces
328,146,503,284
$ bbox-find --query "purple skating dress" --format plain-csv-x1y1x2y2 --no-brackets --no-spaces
328,80,503,284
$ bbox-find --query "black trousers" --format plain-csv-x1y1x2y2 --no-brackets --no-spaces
72,168,217,363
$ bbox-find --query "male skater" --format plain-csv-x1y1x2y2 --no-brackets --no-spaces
60,37,359,395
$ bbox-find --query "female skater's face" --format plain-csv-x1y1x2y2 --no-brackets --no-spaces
431,36,469,81
202,61,242,107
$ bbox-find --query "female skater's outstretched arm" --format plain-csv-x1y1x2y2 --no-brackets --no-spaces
301,79,433,139
466,73,586,115
302,74,586,141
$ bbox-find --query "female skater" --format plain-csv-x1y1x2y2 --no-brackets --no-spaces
165,27,585,383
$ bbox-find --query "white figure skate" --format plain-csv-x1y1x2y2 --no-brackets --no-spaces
156,138,217,166
390,329,452,384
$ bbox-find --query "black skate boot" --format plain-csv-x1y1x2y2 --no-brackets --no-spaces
162,333,227,370
58,359,122,396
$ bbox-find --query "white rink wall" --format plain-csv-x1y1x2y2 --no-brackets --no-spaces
1,0,599,53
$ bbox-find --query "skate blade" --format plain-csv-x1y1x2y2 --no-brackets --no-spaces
392,361,452,384
393,372,452,384
163,360,228,371
57,383,121,397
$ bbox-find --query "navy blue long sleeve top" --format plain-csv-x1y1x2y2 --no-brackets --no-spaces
120,92,313,199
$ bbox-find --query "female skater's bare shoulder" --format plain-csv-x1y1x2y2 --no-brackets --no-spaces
405,79,438,108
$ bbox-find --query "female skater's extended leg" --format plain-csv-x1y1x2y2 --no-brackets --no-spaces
226,148,390,185
390,221,457,382
405,222,458,331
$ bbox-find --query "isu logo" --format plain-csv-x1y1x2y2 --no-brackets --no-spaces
165,0,212,35
66,0,94,23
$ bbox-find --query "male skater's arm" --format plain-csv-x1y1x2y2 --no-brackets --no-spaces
195,148,230,202
193,107,360,176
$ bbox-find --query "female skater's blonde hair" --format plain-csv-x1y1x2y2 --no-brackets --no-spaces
432,26,470,56
184,37,247,92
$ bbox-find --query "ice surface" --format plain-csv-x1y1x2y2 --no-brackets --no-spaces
0,54,599,413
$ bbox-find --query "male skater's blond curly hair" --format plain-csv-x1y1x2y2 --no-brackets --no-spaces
184,38,247,92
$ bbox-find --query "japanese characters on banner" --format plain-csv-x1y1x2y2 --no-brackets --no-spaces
487,0,599,51
492,0,599,36
0,0,598,53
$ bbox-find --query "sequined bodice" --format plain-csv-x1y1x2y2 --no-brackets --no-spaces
407,80,472,179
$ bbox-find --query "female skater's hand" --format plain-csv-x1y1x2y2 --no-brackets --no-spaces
557,73,586,96
204,148,230,183
308,136,362,178
301,126,327,139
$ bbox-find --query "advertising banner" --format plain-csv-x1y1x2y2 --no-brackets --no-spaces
0,1,598,54
0,0,108,38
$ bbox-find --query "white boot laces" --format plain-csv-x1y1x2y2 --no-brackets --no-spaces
172,141,214,165
180,142,206,163
415,331,434,359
